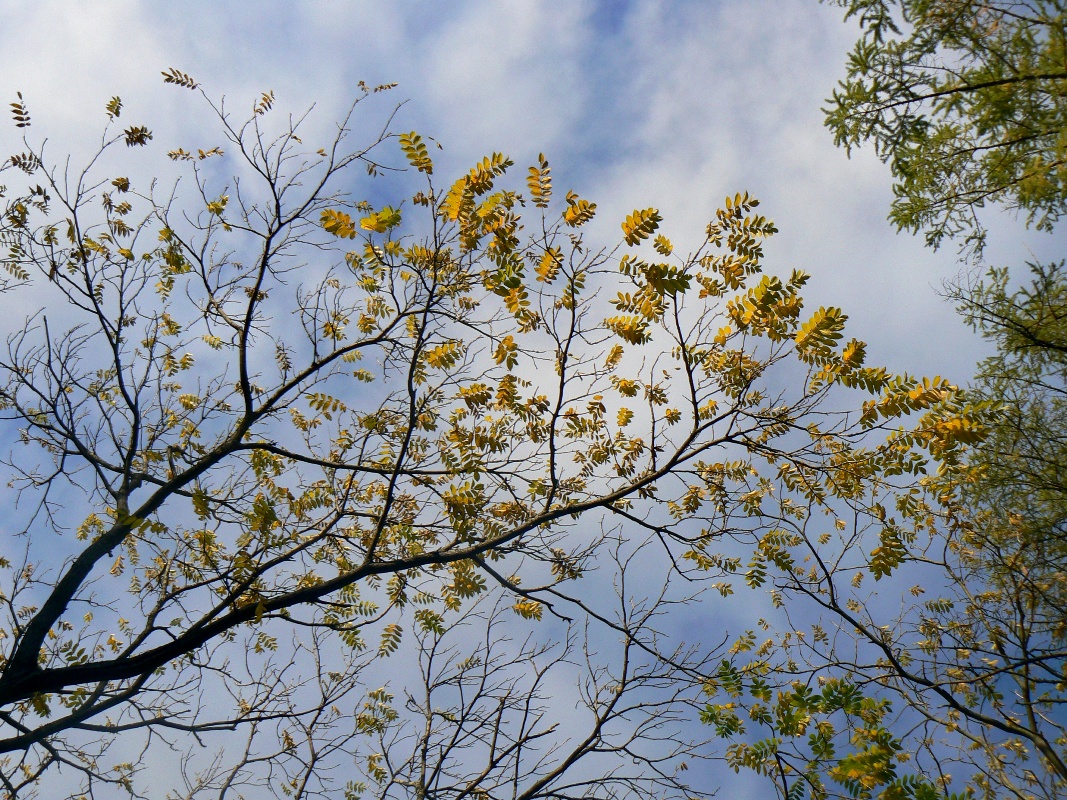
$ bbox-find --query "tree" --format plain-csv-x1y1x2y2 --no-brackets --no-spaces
701,293,1067,786
707,250,1067,795
0,74,967,798
685,261,1067,797
762,266,1067,798
824,0,1067,251
934,263,1067,794
778,4,1067,797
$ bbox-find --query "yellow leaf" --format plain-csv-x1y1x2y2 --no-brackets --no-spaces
621,208,662,246
360,206,401,233
321,209,357,238
794,307,846,353
653,234,673,255
527,153,552,208
535,247,562,283
399,131,433,174
563,191,596,227
494,335,518,370
513,599,543,620
424,341,464,370
207,195,228,216
604,315,651,345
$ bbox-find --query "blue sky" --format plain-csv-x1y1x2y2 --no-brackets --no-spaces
0,0,1012,386
1,0,1061,795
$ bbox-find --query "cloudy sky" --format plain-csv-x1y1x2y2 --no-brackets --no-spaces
1,1,1061,795
7,0,1060,380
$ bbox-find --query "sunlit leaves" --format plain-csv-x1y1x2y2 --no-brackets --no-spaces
321,209,357,239
360,206,401,233
424,341,464,370
869,524,908,580
563,190,596,227
206,195,228,216
443,561,487,609
493,335,518,370
841,338,865,368
0,98,997,800
160,351,194,376
621,208,662,246
611,291,665,323
76,513,106,542
724,191,758,215
306,393,347,420
399,132,433,175
512,599,543,620
604,315,651,345
527,153,551,208
467,153,513,194
442,154,514,224
535,246,562,283
440,176,473,223
860,375,956,428
794,306,846,355
457,384,492,410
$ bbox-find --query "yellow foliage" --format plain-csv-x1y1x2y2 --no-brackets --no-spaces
621,207,662,246
527,153,551,208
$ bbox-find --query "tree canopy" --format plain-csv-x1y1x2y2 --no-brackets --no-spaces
824,0,1067,251
815,2,1067,796
0,75,986,798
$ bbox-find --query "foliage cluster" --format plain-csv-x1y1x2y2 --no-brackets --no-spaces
825,0,1067,251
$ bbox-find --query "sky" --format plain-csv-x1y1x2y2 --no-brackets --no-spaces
6,0,1063,374
2,0,1036,380
0,0,1062,796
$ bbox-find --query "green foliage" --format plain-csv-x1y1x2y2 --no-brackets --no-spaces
825,0,1067,250
819,19,1067,786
